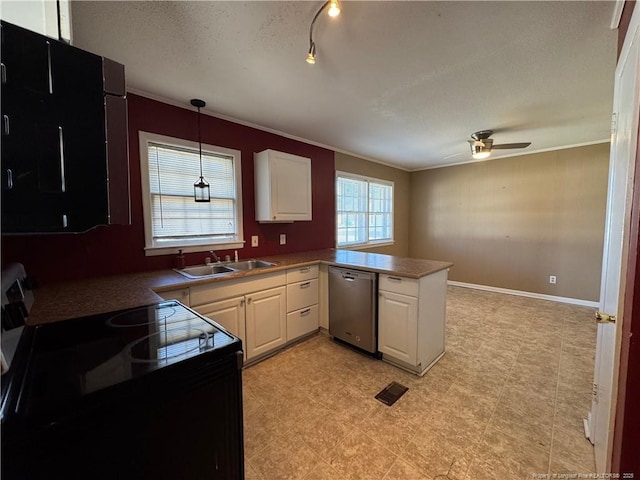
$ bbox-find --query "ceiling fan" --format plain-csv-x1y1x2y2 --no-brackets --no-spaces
468,130,531,160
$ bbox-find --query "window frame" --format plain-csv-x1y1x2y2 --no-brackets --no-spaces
139,131,244,256
335,171,394,249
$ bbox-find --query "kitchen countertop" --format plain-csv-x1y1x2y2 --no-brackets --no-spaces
27,249,452,325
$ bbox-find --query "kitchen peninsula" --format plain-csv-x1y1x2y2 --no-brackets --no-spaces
27,249,452,375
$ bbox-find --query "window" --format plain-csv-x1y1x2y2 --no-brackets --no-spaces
139,132,243,255
336,172,393,248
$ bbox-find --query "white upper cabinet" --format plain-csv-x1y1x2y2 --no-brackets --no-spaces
254,149,312,222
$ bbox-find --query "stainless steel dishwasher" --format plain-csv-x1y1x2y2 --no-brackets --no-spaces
328,266,378,354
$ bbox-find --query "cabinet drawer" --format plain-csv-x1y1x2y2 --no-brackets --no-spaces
287,278,319,312
286,264,318,283
287,304,319,341
157,288,190,306
379,274,419,297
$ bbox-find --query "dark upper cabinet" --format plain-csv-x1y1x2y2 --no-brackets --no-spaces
1,21,130,234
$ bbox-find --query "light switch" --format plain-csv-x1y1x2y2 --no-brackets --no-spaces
251,236,259,247
280,234,286,245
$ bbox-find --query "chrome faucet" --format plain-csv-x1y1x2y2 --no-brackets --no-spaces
209,250,220,263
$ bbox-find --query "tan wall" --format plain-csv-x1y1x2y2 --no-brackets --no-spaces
409,143,610,301
335,152,410,257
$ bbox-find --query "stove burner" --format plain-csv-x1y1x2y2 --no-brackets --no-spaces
125,327,209,363
106,303,178,328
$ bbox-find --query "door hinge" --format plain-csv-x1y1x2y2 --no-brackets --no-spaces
592,382,598,401
611,112,618,135
596,311,616,324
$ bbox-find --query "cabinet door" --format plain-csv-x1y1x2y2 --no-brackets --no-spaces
270,151,311,220
378,290,418,366
1,21,110,233
255,150,312,222
245,286,286,360
193,296,246,351
1,21,51,97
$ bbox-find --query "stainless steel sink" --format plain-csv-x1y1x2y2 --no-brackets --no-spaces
225,260,277,270
175,264,235,279
174,259,277,279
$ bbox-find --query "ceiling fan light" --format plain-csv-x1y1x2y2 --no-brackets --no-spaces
328,0,341,17
473,151,491,160
470,144,491,160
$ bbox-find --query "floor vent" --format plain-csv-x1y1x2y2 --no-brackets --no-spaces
375,381,408,406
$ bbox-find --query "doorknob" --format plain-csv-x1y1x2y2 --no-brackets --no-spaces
595,311,616,324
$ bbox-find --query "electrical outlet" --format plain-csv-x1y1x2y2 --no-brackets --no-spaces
279,234,286,245
251,235,259,247
549,275,557,284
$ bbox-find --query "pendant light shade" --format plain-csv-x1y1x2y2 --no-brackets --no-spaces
190,98,210,202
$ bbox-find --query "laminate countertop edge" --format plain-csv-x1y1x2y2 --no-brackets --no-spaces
27,249,453,325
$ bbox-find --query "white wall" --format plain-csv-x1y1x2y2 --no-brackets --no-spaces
1,0,71,41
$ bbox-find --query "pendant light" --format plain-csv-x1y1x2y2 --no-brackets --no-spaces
191,98,210,202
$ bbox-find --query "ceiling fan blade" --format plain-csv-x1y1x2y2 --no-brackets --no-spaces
491,142,531,150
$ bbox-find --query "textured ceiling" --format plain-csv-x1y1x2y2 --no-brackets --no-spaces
70,1,617,171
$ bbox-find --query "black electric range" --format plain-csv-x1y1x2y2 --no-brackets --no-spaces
1,300,245,480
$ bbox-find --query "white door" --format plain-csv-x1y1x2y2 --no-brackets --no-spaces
588,6,640,472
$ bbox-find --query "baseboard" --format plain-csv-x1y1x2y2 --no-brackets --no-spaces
447,281,599,308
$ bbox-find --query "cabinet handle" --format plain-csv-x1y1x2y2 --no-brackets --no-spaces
62,214,68,228
58,126,66,192
6,169,13,190
240,300,245,307
388,276,403,282
300,282,311,288
1,63,6,84
247,297,252,304
3,114,9,135
299,267,310,273
46,41,53,94
300,308,311,316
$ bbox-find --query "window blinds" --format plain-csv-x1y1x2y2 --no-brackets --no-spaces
147,143,238,243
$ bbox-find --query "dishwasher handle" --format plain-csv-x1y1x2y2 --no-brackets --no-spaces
342,274,356,281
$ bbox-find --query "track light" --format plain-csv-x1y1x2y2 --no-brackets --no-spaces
328,0,341,17
306,0,341,65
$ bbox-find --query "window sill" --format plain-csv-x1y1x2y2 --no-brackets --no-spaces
337,241,395,251
144,241,245,257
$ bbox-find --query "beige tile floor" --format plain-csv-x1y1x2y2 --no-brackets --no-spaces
242,286,597,480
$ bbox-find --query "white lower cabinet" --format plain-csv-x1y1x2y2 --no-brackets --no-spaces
189,272,287,362
245,286,287,360
377,269,448,376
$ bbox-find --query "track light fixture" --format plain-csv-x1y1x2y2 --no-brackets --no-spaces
306,0,341,65
190,98,210,202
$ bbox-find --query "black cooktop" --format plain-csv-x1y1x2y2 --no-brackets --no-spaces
2,301,239,421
